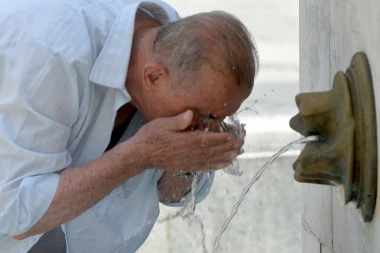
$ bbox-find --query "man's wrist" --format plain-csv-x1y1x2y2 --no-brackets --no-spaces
108,140,146,178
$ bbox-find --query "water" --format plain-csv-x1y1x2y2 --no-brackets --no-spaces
190,111,247,176
158,114,247,253
158,173,209,253
159,173,202,222
219,115,246,176
158,112,320,252
211,135,319,253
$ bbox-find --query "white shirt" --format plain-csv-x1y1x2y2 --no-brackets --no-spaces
0,0,214,252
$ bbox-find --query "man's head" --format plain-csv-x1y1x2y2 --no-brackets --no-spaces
153,10,258,90
133,10,259,123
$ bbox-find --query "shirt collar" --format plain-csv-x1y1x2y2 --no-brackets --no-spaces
89,0,180,95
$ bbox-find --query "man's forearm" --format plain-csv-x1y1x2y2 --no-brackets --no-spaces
12,110,242,239
13,141,145,240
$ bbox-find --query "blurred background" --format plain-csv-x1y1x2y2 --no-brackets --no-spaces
138,0,301,252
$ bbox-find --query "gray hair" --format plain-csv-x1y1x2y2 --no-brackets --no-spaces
153,11,259,89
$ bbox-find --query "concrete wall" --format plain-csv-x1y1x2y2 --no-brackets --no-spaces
300,1,380,252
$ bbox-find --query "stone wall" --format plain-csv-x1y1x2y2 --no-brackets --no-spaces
300,1,380,252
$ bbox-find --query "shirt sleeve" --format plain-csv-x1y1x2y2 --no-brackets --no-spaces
160,171,215,207
0,41,78,237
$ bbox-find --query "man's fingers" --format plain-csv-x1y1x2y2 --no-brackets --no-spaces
187,145,240,168
207,150,239,165
135,117,244,173
205,139,244,154
173,132,241,170
190,131,236,148
159,110,194,131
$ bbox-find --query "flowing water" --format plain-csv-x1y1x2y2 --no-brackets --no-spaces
211,135,319,253
158,113,320,253
158,172,209,252
158,114,247,253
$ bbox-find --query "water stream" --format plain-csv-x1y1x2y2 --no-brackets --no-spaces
158,172,209,252
157,110,320,252
158,135,319,253
211,135,319,253
157,114,247,253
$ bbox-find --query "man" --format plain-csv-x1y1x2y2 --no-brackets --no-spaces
0,0,259,252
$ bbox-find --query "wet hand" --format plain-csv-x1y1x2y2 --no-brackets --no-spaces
129,110,244,173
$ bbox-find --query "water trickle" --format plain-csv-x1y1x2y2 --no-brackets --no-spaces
158,110,320,253
159,173,201,223
219,115,246,176
158,172,209,253
191,111,247,175
211,135,320,253
158,114,247,252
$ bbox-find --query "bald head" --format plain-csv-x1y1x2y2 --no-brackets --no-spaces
152,11,259,90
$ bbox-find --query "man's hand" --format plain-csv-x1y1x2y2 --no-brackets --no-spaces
128,110,243,173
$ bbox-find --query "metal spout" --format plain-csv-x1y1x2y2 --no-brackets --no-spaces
289,52,377,222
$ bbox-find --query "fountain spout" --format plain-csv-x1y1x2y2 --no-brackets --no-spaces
289,52,377,222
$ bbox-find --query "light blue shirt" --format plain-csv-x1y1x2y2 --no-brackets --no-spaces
0,0,214,252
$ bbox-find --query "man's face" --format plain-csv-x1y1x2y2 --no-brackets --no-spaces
150,63,252,129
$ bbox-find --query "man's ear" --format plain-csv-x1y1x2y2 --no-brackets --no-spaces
143,63,169,89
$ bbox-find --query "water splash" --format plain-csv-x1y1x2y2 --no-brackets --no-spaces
160,113,247,222
158,173,209,253
211,135,320,253
158,114,320,253
219,115,246,176
159,173,202,223
158,114,247,252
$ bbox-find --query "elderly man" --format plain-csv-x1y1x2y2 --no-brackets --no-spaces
0,0,258,252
